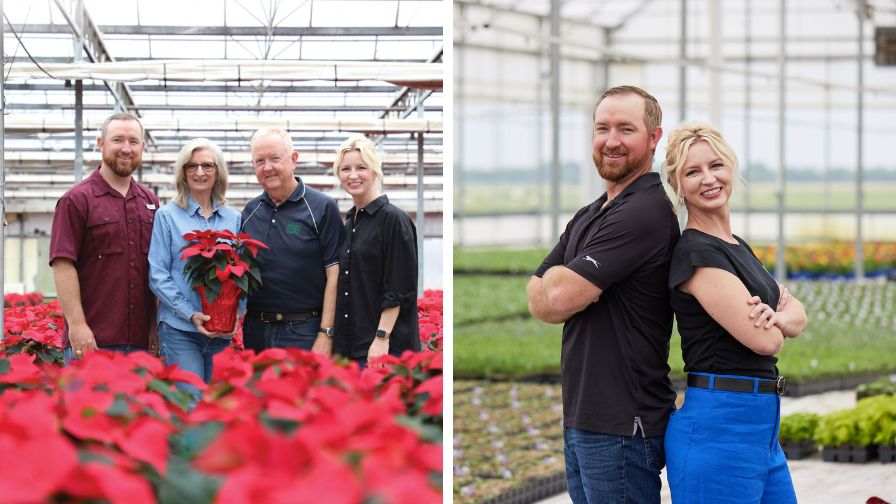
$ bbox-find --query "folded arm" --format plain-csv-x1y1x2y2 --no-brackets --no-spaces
527,266,603,324
681,267,785,356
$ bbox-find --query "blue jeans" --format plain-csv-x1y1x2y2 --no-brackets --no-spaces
665,374,796,504
563,428,664,504
242,316,319,353
158,322,231,404
63,344,145,365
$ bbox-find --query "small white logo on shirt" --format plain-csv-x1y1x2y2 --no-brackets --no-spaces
583,255,601,268
146,203,157,210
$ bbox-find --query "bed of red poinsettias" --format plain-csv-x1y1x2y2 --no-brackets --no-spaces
0,292,443,504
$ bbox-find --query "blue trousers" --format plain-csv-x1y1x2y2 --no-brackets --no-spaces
563,428,664,504
242,316,319,353
665,374,797,504
158,322,230,404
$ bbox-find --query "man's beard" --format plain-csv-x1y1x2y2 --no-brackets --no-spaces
593,148,653,183
103,153,141,177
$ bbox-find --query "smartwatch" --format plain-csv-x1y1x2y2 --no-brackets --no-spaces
375,329,389,340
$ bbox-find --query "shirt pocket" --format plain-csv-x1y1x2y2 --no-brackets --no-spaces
86,213,125,257
140,206,156,254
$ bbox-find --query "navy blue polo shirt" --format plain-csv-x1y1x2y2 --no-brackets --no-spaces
241,177,343,313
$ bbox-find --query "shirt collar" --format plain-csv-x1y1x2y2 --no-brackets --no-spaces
262,176,306,205
594,171,662,211
348,194,388,219
89,166,136,198
187,194,219,216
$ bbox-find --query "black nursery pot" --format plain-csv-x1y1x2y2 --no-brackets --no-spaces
821,444,877,463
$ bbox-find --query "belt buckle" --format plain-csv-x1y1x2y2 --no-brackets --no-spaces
776,376,787,395
275,313,284,322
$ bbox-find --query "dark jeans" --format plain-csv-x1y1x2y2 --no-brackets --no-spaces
157,322,230,405
63,344,145,365
563,427,665,504
242,316,319,353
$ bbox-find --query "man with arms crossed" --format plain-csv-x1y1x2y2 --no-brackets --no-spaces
50,112,160,361
241,127,343,355
527,86,679,503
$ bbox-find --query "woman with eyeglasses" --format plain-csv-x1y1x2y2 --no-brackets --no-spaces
148,138,242,406
332,136,421,369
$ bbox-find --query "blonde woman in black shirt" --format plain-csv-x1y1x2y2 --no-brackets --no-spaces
663,121,807,504
332,136,420,368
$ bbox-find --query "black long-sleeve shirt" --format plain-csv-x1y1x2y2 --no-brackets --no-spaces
334,195,421,358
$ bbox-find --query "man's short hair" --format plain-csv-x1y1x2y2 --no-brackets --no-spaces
250,127,294,155
101,112,144,140
592,85,662,133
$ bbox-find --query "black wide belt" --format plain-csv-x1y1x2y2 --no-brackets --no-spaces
251,310,321,323
687,374,786,395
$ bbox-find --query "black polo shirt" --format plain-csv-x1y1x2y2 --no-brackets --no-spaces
241,177,343,313
334,195,420,358
534,172,680,438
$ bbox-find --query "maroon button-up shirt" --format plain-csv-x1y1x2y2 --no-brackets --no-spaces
49,168,160,349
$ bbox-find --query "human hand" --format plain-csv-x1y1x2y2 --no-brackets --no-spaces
747,297,785,331
149,324,160,356
311,333,333,357
776,283,791,311
69,322,99,359
366,337,390,368
190,312,222,337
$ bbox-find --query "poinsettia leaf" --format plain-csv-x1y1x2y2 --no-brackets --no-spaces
147,379,191,411
234,273,249,293
247,266,262,284
212,255,226,270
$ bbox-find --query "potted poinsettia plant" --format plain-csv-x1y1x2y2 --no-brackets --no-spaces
180,229,268,332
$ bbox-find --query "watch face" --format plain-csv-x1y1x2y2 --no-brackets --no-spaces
375,329,387,339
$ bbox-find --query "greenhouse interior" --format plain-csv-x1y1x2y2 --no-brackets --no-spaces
453,1,896,503
2,0,444,295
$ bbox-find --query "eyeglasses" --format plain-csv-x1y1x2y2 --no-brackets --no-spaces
185,162,217,173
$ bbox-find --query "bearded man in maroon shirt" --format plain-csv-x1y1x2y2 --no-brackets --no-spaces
49,113,160,361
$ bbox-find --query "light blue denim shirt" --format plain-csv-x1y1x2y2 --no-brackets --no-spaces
148,196,244,333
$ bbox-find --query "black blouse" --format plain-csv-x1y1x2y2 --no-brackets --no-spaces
668,229,780,379
334,195,420,358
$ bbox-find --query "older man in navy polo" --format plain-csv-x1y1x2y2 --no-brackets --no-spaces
241,127,343,355
50,113,160,361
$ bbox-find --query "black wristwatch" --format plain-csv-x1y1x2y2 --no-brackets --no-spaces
375,329,389,340
319,327,334,337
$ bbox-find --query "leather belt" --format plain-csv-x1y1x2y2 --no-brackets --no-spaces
687,374,786,395
251,310,321,323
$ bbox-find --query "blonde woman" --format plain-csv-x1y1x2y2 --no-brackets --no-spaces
663,122,807,503
332,136,420,368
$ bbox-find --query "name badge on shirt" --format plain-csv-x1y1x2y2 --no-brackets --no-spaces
146,203,157,210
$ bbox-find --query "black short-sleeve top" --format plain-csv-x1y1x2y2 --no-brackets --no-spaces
668,229,780,379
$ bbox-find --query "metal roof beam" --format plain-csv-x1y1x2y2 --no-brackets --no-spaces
4,83,397,93
5,103,443,113
16,24,442,37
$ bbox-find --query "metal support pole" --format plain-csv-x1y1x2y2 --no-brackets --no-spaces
855,3,865,281
416,90,425,297
679,0,687,124
74,0,84,181
456,4,465,248
775,0,787,282
1,0,6,334
535,16,545,247
709,0,722,127
19,217,25,291
549,0,561,241
744,0,752,241
678,0,688,230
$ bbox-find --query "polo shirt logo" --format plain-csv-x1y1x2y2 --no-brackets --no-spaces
286,223,301,234
583,255,601,269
